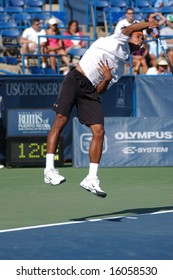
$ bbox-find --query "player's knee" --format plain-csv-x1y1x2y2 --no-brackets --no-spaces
93,125,105,140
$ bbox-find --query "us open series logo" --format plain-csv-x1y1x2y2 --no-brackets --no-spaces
80,133,108,154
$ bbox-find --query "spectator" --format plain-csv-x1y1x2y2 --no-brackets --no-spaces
20,18,47,68
154,0,173,8
160,14,173,50
63,20,86,52
160,15,173,65
146,28,167,67
114,8,135,34
145,13,167,68
46,18,70,73
146,56,170,74
114,8,149,74
132,44,149,74
145,12,166,27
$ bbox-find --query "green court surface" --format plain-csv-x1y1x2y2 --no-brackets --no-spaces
0,166,173,231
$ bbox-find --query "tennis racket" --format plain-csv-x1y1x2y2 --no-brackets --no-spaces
153,28,173,74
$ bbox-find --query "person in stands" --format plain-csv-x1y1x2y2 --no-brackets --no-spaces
63,20,86,52
114,7,136,34
20,18,47,68
146,56,170,74
46,18,70,73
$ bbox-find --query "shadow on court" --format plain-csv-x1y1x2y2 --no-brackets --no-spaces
0,211,173,260
70,205,173,221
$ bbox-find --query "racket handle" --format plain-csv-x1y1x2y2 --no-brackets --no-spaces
153,28,159,38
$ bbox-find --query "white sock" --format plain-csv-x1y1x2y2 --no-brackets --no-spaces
88,163,99,178
24,59,28,67
45,153,54,170
42,62,46,68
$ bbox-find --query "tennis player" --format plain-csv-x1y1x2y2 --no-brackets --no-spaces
44,20,159,198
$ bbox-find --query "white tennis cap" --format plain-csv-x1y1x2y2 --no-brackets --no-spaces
48,18,58,25
157,57,168,66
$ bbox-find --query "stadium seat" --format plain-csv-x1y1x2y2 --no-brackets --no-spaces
1,28,20,37
135,0,150,8
160,6,173,14
67,47,87,58
90,0,110,38
141,7,158,13
32,12,50,21
67,48,87,67
10,0,25,7
0,57,7,63
5,6,23,13
0,21,18,29
0,13,10,22
103,7,123,34
24,7,42,13
43,67,56,74
26,0,44,8
51,11,67,28
109,0,127,8
29,66,44,74
1,29,21,56
4,56,18,65
11,12,31,30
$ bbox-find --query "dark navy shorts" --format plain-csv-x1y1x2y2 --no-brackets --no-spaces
53,69,104,126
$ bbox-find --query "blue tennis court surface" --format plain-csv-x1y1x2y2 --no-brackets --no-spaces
0,211,173,260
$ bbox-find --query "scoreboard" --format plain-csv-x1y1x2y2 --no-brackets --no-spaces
6,136,63,167
6,109,64,167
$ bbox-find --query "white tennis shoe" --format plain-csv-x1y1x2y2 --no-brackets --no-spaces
44,169,66,185
80,176,107,198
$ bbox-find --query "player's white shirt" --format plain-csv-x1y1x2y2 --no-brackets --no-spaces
114,19,135,34
79,32,130,89
22,27,47,45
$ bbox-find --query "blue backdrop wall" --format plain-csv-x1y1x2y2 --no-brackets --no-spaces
1,75,173,165
0,75,134,163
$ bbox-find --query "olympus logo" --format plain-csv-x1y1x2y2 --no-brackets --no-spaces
115,131,173,142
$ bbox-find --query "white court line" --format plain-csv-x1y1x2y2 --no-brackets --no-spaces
0,210,173,234
151,210,173,215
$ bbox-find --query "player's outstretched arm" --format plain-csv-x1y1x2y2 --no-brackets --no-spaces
122,20,159,37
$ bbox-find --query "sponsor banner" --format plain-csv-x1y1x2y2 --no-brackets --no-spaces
73,117,173,167
136,75,173,117
7,109,56,136
101,75,134,117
